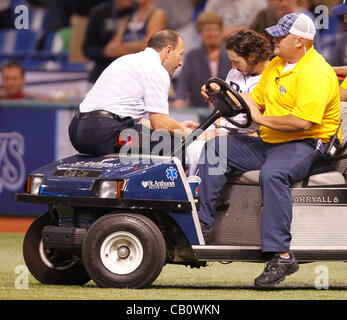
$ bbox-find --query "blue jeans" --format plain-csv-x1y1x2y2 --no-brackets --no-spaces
197,134,326,252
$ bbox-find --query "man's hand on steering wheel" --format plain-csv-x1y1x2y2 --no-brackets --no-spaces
201,83,218,102
201,82,241,108
202,78,253,128
201,79,263,127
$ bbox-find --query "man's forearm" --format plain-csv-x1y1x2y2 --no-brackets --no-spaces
333,66,347,77
257,114,313,132
226,92,312,132
150,114,183,134
149,114,196,139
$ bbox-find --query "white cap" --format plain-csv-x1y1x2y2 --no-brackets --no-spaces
265,12,316,40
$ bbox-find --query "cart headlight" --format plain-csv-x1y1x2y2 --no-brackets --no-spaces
26,175,44,195
98,180,125,198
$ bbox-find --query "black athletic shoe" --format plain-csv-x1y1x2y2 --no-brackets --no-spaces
254,251,299,288
200,221,212,244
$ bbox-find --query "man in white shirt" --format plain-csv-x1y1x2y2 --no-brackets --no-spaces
186,30,272,175
69,29,198,156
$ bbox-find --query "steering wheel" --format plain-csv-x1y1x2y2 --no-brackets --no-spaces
205,77,252,128
171,77,253,157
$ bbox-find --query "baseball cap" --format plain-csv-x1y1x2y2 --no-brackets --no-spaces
331,0,347,15
265,12,316,40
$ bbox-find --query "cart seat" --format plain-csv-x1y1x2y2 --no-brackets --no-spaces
229,102,347,187
229,169,345,187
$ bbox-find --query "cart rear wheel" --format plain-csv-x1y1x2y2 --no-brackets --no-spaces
23,212,91,285
82,213,166,288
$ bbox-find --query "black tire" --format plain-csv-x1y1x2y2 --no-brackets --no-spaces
23,212,91,285
82,213,166,288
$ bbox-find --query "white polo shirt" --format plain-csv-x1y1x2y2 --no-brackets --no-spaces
80,48,170,121
221,69,262,133
225,68,261,93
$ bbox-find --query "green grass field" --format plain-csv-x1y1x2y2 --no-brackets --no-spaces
1,232,347,300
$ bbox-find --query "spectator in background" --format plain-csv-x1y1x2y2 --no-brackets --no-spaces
0,61,32,100
105,0,166,57
203,0,267,39
43,0,77,32
275,0,303,18
329,0,347,66
0,0,14,29
329,17,347,66
193,0,208,19
69,0,109,62
173,11,232,108
272,0,318,26
155,0,201,58
26,0,46,7
250,0,281,35
82,0,135,84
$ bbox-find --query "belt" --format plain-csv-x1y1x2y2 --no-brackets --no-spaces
76,110,121,120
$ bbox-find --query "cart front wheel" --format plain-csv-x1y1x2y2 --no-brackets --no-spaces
82,213,166,288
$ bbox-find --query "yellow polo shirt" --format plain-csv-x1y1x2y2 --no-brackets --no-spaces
342,77,347,90
251,46,341,143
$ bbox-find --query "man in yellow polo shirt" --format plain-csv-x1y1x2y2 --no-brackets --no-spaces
197,13,341,287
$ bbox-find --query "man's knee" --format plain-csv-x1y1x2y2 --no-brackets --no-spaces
260,165,289,185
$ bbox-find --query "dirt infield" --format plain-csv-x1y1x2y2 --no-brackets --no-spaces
0,217,35,233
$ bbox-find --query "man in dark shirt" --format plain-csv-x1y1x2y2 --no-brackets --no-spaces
82,0,134,83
